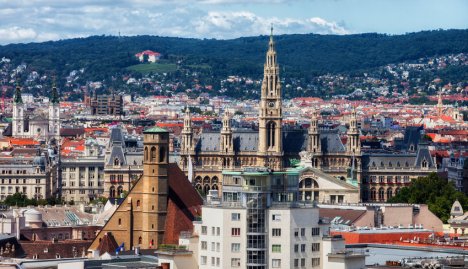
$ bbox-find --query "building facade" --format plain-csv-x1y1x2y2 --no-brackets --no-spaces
12,84,60,141
61,138,105,203
179,31,436,203
0,150,56,201
195,167,322,269
103,127,143,199
89,93,123,116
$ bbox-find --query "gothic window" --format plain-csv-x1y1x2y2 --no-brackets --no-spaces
378,188,385,201
422,159,428,168
370,188,376,201
267,121,276,148
109,186,116,198
144,147,148,161
151,146,156,162
387,188,393,199
117,186,123,196
114,158,120,166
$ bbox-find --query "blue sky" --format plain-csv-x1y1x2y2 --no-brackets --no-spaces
0,0,466,45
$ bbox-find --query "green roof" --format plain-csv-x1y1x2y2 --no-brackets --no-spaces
144,126,168,133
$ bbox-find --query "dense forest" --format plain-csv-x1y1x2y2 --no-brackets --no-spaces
1,29,467,83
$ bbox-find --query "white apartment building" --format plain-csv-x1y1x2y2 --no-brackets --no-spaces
195,167,322,269
61,138,105,203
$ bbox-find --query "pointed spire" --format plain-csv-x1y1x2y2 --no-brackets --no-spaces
50,79,59,104
222,111,232,133
269,24,275,51
14,77,22,104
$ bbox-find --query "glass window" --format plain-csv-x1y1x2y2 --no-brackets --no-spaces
272,244,281,253
272,228,281,237
231,258,240,267
231,243,240,252
231,213,241,221
272,259,281,268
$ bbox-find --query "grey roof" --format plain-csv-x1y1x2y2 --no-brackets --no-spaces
362,144,435,169
234,131,259,152
107,146,126,166
320,130,346,153
195,128,347,155
110,128,124,146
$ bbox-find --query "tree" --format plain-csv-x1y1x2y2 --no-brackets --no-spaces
387,173,468,223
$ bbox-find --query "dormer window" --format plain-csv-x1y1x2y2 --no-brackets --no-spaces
114,158,120,166
422,159,428,168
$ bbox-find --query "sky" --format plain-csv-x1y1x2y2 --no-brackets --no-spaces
0,0,467,45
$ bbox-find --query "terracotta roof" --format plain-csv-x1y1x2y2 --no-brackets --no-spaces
96,232,119,255
9,138,39,146
163,164,203,244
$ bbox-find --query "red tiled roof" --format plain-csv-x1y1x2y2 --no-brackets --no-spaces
163,164,203,245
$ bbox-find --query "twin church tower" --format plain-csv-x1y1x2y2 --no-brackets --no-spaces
12,82,61,141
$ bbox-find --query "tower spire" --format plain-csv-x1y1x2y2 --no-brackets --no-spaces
51,79,59,104
14,77,22,104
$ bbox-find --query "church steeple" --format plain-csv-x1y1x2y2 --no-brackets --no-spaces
347,107,360,154
50,81,59,104
437,91,444,116
308,108,321,154
14,79,22,104
258,26,283,165
181,107,193,153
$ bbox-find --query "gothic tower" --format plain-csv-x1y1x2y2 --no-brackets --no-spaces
12,81,24,138
258,27,283,169
180,108,193,170
48,84,60,140
220,111,234,168
141,127,169,248
347,108,361,155
308,108,322,168
436,91,444,117
88,127,170,251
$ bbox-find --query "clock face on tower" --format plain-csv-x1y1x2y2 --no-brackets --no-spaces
268,101,275,108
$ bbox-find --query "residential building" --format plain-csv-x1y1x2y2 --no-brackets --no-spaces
61,138,105,203
89,92,123,116
195,166,322,269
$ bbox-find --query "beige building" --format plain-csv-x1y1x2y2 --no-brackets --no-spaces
0,149,56,201
61,138,105,203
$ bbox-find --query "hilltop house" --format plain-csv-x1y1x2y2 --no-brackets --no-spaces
135,50,161,63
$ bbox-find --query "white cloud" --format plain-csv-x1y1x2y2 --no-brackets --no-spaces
0,1,349,44
0,27,37,43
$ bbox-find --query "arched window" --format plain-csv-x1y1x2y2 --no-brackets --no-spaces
422,159,428,168
378,188,385,201
144,147,148,161
387,188,393,200
299,178,319,202
267,121,276,148
150,147,156,162
118,218,122,225
117,186,123,196
109,186,116,198
114,158,120,166
138,236,142,245
159,147,166,162
137,200,141,208
370,188,376,201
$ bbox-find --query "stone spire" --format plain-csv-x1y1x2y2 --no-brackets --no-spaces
308,108,321,154
181,107,193,153
220,111,234,156
347,107,360,154
50,80,59,104
437,91,444,116
258,25,283,162
14,78,22,104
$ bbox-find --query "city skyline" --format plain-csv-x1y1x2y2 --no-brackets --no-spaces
0,0,467,45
